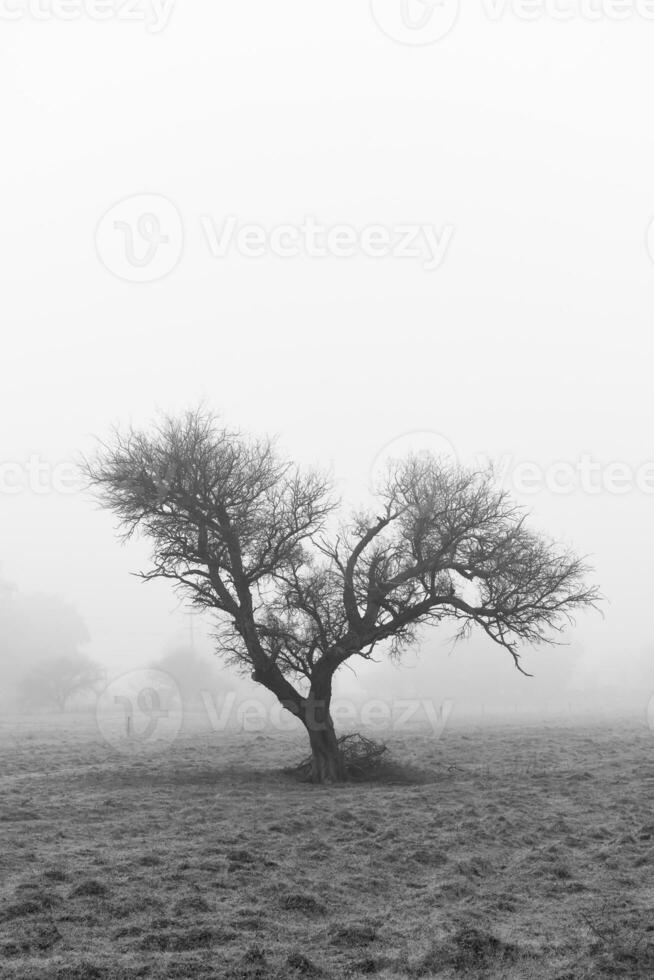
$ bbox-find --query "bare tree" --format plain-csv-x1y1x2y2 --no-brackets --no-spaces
1,589,93,706
19,654,105,712
84,409,599,782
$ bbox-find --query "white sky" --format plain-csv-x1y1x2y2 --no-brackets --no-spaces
1,2,653,699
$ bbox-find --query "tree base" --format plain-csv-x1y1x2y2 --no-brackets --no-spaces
286,733,388,784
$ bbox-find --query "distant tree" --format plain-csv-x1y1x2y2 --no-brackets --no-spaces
0,588,92,705
19,653,105,711
151,643,221,706
85,409,599,782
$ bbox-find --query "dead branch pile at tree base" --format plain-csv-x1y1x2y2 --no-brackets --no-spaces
286,733,388,782
339,733,388,778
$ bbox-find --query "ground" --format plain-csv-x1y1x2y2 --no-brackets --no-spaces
1,714,653,979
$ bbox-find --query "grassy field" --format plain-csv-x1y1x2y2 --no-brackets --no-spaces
1,714,653,979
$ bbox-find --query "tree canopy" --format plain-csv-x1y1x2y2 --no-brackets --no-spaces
86,409,599,781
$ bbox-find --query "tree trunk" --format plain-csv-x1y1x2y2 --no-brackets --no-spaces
307,715,345,784
255,660,346,783
304,671,345,784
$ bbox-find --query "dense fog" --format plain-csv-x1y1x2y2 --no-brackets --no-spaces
2,7,653,729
